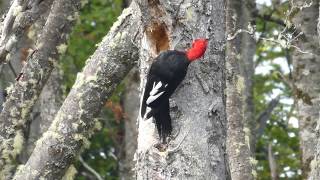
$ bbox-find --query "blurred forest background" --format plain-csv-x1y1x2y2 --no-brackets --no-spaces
0,0,314,179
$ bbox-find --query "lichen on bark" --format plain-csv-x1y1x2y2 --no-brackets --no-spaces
13,2,142,179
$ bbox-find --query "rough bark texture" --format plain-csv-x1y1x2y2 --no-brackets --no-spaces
13,3,141,179
291,0,320,179
21,68,64,162
225,0,254,179
0,0,81,177
119,68,139,180
0,0,53,64
305,1,320,180
20,4,62,163
135,0,228,179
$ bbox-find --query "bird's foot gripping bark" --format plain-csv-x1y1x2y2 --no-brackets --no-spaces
154,143,168,152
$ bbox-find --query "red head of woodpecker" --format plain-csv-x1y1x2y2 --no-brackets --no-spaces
140,38,209,143
186,38,208,61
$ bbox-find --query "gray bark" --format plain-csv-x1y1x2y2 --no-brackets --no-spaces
13,2,141,179
307,1,320,179
0,0,81,178
119,68,139,180
135,0,228,179
0,0,53,64
21,68,64,162
311,1,320,180
239,0,256,153
291,0,320,179
20,4,62,163
225,0,254,179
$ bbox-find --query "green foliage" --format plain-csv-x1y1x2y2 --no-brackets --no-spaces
254,1,301,179
60,0,122,91
59,0,123,179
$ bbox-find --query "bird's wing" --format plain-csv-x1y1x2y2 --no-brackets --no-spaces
140,77,169,119
146,81,168,105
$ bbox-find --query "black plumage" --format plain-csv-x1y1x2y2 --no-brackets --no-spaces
140,50,190,143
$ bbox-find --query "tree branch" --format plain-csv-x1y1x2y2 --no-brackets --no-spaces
268,142,278,180
252,11,286,27
79,156,103,180
13,3,141,179
0,0,81,177
0,0,53,64
256,97,280,139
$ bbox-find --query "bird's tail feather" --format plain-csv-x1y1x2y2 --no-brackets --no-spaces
154,100,172,143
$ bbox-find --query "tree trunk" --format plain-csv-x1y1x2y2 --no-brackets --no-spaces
135,0,228,179
119,68,139,180
291,0,320,179
238,0,256,153
225,0,254,179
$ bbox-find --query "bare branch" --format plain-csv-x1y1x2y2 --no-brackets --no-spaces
0,0,81,177
13,3,141,179
256,97,280,139
252,8,286,27
79,156,103,180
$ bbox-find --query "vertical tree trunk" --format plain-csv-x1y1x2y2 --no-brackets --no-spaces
238,0,256,153
119,68,139,180
135,0,228,179
292,0,320,179
225,0,254,179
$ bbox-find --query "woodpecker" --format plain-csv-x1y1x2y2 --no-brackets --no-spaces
140,39,208,143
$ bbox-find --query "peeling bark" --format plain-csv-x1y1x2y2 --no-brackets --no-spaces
0,0,81,178
225,0,254,179
135,0,228,179
13,3,141,179
291,0,320,179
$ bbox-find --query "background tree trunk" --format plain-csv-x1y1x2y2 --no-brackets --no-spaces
225,0,255,179
135,0,228,179
238,0,256,153
119,68,139,180
292,0,320,178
